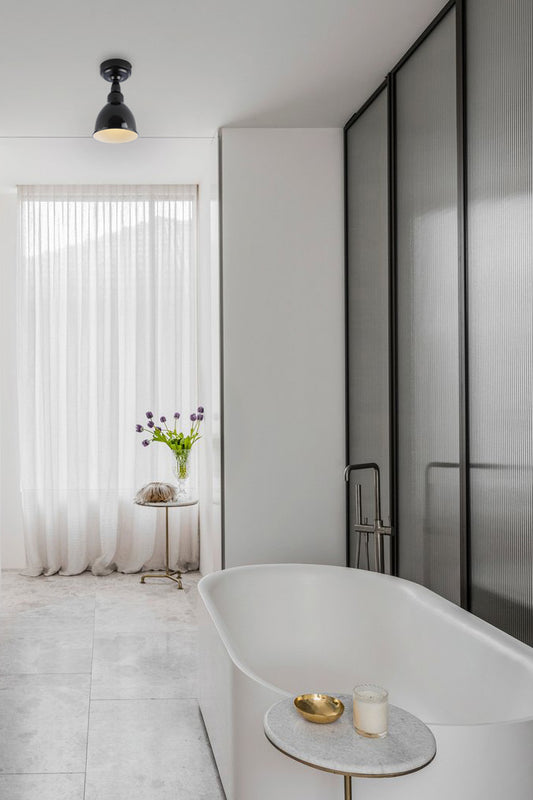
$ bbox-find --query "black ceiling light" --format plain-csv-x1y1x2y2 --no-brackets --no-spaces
93,58,138,143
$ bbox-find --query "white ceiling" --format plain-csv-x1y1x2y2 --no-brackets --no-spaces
0,0,445,138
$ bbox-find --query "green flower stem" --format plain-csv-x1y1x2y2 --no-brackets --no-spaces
174,450,190,480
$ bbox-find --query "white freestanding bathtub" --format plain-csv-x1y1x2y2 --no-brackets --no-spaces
198,564,533,800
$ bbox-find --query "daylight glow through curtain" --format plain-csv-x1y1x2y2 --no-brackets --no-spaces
17,185,199,576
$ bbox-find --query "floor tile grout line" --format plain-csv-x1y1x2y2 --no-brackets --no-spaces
90,696,200,702
82,591,97,800
0,673,93,679
0,771,86,776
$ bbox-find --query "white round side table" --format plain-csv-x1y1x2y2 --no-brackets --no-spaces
264,694,436,799
134,497,198,589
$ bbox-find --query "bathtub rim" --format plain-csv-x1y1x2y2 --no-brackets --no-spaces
198,563,533,728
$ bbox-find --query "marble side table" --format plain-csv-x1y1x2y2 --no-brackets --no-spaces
134,498,198,589
264,694,436,799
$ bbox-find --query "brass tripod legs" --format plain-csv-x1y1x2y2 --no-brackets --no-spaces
140,507,183,589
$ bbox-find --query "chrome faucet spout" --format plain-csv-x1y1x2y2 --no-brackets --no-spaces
344,462,382,523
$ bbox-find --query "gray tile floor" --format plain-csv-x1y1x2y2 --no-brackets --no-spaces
0,570,225,800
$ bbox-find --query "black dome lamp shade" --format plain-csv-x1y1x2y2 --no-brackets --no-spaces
93,58,138,143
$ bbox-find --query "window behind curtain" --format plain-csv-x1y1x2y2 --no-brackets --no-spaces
17,185,199,576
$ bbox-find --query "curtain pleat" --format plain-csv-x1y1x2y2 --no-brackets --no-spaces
17,185,199,576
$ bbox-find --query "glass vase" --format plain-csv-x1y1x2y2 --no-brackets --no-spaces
172,449,192,499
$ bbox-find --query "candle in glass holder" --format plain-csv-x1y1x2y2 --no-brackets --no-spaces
353,684,388,738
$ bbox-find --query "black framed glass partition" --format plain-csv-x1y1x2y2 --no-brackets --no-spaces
466,0,533,642
345,88,390,571
395,7,461,604
345,0,533,644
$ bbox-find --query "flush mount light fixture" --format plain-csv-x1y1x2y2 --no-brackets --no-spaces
93,58,138,143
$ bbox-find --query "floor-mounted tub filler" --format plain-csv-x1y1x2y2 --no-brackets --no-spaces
198,564,533,800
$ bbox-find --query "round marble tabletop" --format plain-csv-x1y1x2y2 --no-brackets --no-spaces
264,694,436,779
134,498,199,508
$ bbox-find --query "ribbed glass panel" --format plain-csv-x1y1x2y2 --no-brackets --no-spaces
395,9,461,603
346,90,390,570
467,0,533,643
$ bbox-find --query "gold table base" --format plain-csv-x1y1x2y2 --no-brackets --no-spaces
344,775,352,799
140,569,183,589
140,506,183,590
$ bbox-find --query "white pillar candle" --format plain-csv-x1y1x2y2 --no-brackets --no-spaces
353,684,388,738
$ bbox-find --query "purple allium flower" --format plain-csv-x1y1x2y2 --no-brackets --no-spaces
135,424,143,432
197,406,204,413
155,426,161,431
174,412,180,419
160,416,166,423
190,413,197,421
142,439,150,447
146,411,153,419
147,420,154,428
197,413,204,421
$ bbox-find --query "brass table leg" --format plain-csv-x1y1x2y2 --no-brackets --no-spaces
344,775,352,800
140,507,183,589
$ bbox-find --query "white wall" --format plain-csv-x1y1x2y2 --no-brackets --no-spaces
198,136,222,575
0,136,221,572
220,128,345,568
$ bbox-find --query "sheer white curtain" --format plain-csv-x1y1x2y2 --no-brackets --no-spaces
17,185,199,576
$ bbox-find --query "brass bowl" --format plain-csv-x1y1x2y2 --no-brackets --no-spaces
293,693,344,724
